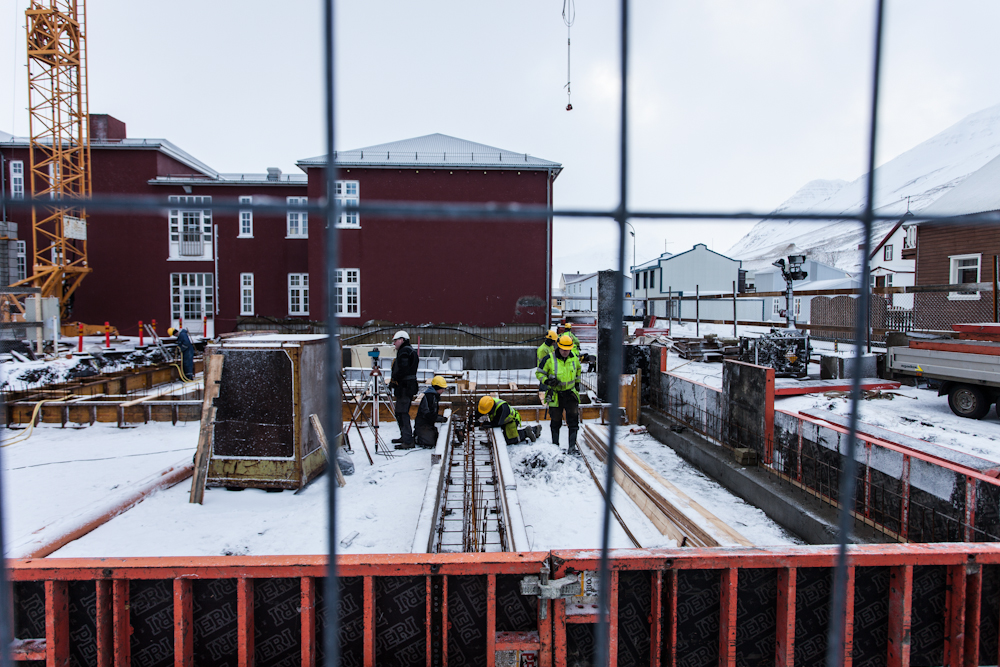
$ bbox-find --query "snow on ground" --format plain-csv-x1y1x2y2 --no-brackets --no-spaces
2,421,199,551
622,432,800,546
51,421,432,557
508,420,798,549
659,341,1000,466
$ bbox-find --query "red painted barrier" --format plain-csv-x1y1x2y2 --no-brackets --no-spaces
9,544,1000,666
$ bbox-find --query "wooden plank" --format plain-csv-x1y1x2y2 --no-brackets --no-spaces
46,580,69,667
719,569,737,667
113,579,131,667
301,577,316,667
775,568,796,667
190,352,223,504
310,413,345,488
96,580,113,667
887,565,912,667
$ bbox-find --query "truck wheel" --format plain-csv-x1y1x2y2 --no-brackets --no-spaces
948,384,990,419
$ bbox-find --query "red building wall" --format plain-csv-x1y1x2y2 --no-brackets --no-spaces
305,166,553,326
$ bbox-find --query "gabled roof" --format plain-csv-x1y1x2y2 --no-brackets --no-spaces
563,272,598,285
660,243,740,266
298,133,562,175
869,212,912,259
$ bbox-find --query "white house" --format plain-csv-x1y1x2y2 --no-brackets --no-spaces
559,271,632,315
867,216,916,310
631,244,743,318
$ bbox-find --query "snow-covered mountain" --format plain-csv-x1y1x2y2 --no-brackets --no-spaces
728,103,1000,273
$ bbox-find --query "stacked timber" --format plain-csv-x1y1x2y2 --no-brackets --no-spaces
580,425,752,548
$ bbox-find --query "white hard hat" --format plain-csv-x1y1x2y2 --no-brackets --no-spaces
393,330,409,341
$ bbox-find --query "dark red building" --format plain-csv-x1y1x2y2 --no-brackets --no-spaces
1,120,561,336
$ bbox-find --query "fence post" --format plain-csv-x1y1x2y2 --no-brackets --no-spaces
733,280,737,338
993,255,998,323
696,285,700,338
668,286,672,330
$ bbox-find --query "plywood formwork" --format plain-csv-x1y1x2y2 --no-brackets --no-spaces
204,335,328,491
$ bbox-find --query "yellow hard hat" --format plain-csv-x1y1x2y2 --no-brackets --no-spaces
545,329,558,341
477,396,494,414
564,323,573,328
167,327,177,336
431,376,447,389
558,335,574,351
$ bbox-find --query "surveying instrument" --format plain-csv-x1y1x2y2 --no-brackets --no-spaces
344,348,398,458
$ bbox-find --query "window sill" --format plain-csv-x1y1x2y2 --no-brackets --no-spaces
337,313,361,318
335,224,361,230
948,293,981,301
240,312,255,316
167,257,214,261
285,235,309,240
237,234,253,239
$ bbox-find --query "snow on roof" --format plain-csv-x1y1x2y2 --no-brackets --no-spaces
298,133,562,173
563,272,598,284
0,129,12,142
917,152,1000,218
0,133,219,179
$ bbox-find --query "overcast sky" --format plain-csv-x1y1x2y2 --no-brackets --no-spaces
4,1,1000,281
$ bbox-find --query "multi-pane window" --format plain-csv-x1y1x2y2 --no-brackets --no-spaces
650,270,656,290
16,241,25,281
240,273,254,315
287,197,308,238
10,161,24,199
239,196,253,237
289,273,309,314
794,297,801,317
335,181,360,227
170,273,214,322
168,196,213,259
773,298,782,315
883,245,893,261
335,269,360,317
949,254,981,300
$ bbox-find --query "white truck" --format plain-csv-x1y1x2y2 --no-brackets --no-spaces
888,330,1000,419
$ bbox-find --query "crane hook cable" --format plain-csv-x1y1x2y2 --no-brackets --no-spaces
562,0,575,110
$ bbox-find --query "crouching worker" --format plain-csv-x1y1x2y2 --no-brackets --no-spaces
167,326,195,380
537,334,582,454
413,376,449,448
477,396,541,445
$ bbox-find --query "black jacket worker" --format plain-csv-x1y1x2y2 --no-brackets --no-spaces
412,376,448,448
389,331,419,447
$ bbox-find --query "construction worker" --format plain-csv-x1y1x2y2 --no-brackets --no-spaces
389,331,419,449
477,396,541,445
537,334,582,454
536,330,558,401
560,323,581,353
413,376,449,448
166,326,194,380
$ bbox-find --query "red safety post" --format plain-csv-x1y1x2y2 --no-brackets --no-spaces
78,323,84,353
138,321,144,347
151,319,157,335
179,317,183,330
203,315,207,336
104,322,111,348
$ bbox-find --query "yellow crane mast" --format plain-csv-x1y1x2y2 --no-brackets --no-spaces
12,0,93,318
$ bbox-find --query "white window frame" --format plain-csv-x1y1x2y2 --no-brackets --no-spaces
167,196,213,260
288,273,310,315
9,160,24,200
287,197,308,238
335,268,361,317
903,226,916,249
773,298,782,315
883,245,893,262
949,253,982,300
335,180,360,228
794,297,801,317
238,196,253,238
170,273,214,336
240,273,254,315
15,240,26,282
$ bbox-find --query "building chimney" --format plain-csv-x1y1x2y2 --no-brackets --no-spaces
267,167,282,181
89,114,126,142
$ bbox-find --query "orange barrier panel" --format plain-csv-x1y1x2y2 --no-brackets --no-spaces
9,544,1000,666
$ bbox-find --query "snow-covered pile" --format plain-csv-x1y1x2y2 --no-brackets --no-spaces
729,103,1000,272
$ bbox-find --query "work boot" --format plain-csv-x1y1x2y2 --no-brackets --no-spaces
567,428,579,455
550,426,560,446
531,425,542,441
391,437,404,444
394,442,415,450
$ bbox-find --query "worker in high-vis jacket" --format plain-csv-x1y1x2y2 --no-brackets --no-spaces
413,375,449,448
536,330,558,402
167,326,195,380
536,334,582,454
477,396,541,445
560,323,581,353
